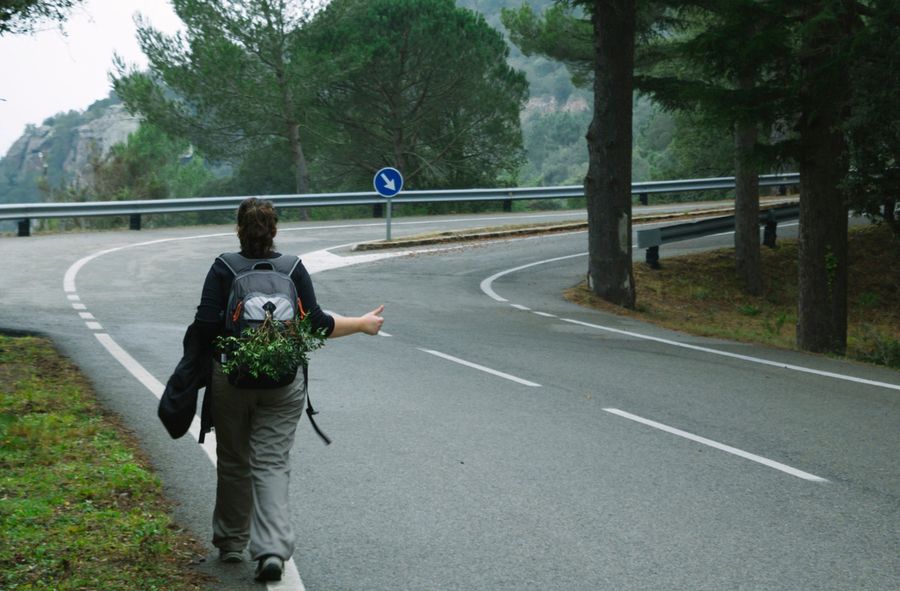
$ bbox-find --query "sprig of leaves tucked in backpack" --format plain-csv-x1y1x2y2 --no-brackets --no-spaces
215,312,328,380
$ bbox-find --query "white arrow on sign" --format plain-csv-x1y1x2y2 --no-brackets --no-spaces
380,173,396,191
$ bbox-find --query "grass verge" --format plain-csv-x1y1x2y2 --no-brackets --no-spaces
565,223,900,369
0,335,212,590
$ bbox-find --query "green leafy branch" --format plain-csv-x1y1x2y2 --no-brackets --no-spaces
215,312,328,380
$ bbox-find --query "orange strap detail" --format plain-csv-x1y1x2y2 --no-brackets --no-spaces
232,300,243,324
297,297,307,320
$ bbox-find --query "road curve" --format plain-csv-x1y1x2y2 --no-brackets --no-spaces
1,211,898,591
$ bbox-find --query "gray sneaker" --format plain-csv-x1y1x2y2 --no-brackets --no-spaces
255,555,283,582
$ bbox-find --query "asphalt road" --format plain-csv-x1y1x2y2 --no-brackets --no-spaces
1,207,898,591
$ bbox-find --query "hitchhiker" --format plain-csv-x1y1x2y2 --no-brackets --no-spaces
193,197,383,581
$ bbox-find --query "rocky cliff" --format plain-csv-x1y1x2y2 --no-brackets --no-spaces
0,99,140,203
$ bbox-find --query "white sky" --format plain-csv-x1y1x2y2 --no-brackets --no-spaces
0,0,184,157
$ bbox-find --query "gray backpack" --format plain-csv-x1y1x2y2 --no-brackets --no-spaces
218,252,302,389
217,252,332,444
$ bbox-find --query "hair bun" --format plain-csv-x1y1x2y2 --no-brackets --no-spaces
237,198,278,257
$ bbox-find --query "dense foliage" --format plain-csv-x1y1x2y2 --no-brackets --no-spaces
504,0,899,352
0,0,82,35
842,0,900,233
3,0,688,207
3,2,896,234
87,123,212,201
111,0,324,196
304,0,528,191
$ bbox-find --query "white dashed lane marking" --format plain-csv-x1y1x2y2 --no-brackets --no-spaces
604,408,828,482
418,348,541,388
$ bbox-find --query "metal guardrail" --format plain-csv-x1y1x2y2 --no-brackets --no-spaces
0,173,799,236
636,202,800,268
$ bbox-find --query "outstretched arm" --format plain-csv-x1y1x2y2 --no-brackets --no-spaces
328,305,385,338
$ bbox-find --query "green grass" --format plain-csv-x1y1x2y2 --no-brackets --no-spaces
0,336,212,590
566,223,900,369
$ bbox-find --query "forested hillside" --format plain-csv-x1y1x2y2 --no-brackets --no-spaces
0,0,690,206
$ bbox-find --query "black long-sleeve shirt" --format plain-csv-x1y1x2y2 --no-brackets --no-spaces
194,251,336,341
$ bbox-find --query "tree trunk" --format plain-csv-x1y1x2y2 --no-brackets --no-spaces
884,199,898,233
289,121,311,220
796,127,848,354
733,106,761,295
795,4,852,355
584,0,635,308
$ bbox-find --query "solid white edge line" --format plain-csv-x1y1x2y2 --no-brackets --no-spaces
94,333,165,397
603,408,828,482
418,348,541,387
479,252,587,302
268,564,306,591
95,331,305,589
561,317,900,392
187,417,217,464
481,249,900,393
70,231,425,591
64,232,236,293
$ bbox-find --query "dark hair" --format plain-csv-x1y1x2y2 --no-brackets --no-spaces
236,198,278,258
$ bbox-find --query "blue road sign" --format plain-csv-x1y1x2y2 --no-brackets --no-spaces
373,167,404,198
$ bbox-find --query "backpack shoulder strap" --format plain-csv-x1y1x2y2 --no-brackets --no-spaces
217,253,300,277
269,254,301,277
217,252,255,276
303,365,331,446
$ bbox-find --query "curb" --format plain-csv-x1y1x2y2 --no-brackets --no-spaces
351,206,737,252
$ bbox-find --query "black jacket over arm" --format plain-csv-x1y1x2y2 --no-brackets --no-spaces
158,319,218,443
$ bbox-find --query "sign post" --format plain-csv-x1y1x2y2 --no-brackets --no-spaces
373,167,404,241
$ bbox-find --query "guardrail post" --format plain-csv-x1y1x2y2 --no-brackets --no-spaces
129,214,142,231
502,199,512,212
762,211,777,248
373,203,384,218
639,193,648,206
645,246,660,269
18,218,30,237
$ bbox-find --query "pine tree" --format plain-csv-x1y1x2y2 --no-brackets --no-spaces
636,2,793,295
304,0,528,190
111,0,326,198
791,0,860,354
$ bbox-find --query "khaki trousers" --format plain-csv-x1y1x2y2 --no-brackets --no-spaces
210,363,306,560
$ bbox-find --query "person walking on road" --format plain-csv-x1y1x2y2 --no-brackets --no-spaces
192,197,384,582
